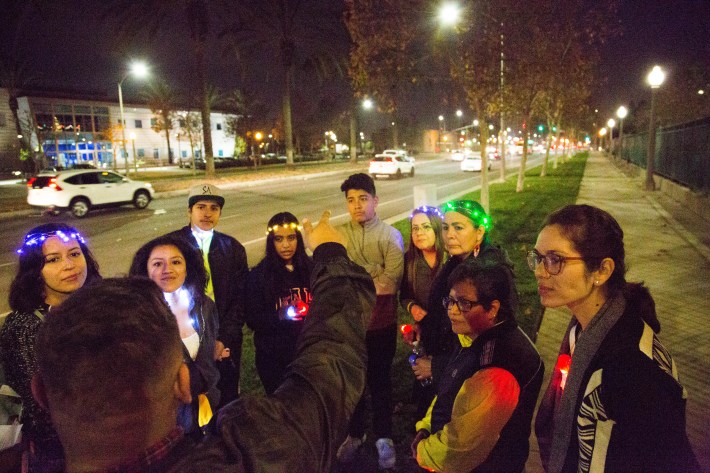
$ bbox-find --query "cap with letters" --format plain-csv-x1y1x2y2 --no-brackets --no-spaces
188,184,225,208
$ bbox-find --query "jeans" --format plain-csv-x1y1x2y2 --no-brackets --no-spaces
348,324,397,439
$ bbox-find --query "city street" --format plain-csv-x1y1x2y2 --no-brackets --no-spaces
0,153,541,313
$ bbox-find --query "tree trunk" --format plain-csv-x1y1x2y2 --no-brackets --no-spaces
349,110,357,163
516,127,529,193
479,113,490,213
163,120,172,165
194,39,214,177
542,131,552,176
283,63,295,169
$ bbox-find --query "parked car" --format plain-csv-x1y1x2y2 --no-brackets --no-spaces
27,169,154,218
178,156,195,168
460,153,491,172
369,154,415,179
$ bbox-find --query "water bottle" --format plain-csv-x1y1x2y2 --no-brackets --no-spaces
409,341,433,387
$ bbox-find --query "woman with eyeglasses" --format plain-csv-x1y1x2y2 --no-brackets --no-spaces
0,223,101,472
129,235,220,438
244,212,313,395
399,206,446,417
418,200,517,392
411,261,543,472
532,205,699,473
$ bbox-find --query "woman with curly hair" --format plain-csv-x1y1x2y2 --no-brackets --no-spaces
1,223,101,472
129,235,220,437
245,212,313,394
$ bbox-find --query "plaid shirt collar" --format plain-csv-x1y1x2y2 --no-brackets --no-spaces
93,426,185,473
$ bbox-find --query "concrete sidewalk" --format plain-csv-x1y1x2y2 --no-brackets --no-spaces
527,152,710,472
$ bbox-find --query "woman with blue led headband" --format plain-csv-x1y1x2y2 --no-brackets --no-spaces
419,200,517,392
129,235,220,438
399,205,446,418
0,223,101,472
244,212,314,395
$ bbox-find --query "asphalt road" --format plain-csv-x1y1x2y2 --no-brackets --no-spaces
0,153,542,313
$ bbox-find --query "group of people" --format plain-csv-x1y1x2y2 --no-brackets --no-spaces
0,172,700,473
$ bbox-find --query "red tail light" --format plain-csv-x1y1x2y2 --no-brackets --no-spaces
27,177,36,188
48,177,62,191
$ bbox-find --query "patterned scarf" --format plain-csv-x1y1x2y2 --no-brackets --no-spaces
547,292,626,473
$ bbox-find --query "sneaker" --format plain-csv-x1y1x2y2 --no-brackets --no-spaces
375,437,396,469
336,434,365,463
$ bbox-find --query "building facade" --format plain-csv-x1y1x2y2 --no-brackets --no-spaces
0,88,238,171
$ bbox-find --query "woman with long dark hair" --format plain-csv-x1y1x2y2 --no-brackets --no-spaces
245,212,314,394
129,235,220,437
532,204,699,472
399,205,446,417
0,223,101,472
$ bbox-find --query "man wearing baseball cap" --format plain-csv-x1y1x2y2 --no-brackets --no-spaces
166,183,248,406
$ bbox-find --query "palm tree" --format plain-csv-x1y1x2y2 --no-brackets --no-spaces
221,0,349,168
142,79,178,164
101,0,219,177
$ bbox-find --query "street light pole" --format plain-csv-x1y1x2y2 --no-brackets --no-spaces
646,65,665,191
616,106,628,161
607,118,615,155
117,61,148,177
118,80,129,176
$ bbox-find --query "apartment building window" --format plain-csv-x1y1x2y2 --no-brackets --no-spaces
150,118,157,127
153,148,159,159
135,119,143,128
137,148,145,158
218,149,224,156
216,123,222,130
182,150,188,158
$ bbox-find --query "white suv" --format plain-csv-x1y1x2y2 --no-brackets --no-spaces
368,154,415,179
27,169,154,218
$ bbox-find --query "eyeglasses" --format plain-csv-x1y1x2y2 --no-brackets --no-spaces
442,296,481,312
411,223,433,233
526,249,585,275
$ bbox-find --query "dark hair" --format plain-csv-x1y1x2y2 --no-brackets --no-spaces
9,223,101,313
129,235,207,308
35,277,182,417
543,204,660,332
448,260,515,323
341,173,376,196
441,199,492,246
262,212,313,299
405,207,446,295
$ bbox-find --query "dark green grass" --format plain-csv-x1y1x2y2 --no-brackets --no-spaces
239,152,588,468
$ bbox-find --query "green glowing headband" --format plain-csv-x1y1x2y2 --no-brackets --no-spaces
441,200,492,231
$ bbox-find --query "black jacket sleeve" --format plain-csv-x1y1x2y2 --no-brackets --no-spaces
216,243,375,473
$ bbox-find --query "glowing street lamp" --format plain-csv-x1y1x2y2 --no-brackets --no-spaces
118,61,148,174
362,98,373,110
646,65,665,191
438,2,461,27
616,106,628,160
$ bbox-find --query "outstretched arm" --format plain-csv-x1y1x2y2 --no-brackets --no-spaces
217,211,375,473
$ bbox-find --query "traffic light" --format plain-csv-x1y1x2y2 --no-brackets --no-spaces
552,126,557,132
537,124,544,132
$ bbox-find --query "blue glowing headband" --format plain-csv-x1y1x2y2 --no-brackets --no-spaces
409,205,443,220
17,230,86,254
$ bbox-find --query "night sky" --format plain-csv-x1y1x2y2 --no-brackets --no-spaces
2,0,709,131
